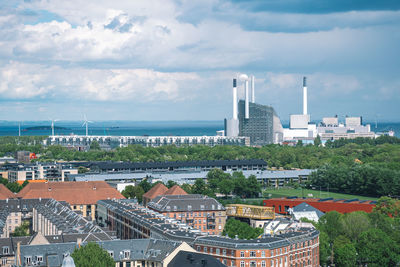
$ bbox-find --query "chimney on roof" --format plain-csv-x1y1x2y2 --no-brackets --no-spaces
77,238,82,248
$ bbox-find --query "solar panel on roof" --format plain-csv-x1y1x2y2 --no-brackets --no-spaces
343,198,358,203
318,198,333,202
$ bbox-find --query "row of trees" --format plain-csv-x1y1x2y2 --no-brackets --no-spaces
314,197,400,267
222,218,264,240
1,136,399,171
0,177,28,193
308,163,400,197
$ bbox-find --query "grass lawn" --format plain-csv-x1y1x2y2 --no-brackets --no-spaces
263,188,379,201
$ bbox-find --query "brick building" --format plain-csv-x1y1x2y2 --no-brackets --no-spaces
97,199,320,267
148,194,226,235
17,181,124,220
263,197,376,214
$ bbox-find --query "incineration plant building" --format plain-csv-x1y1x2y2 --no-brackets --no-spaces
225,74,283,146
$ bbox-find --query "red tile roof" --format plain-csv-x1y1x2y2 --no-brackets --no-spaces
143,183,168,200
0,184,15,199
164,185,188,196
17,181,124,205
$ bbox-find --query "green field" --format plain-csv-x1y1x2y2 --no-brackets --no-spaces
263,188,379,201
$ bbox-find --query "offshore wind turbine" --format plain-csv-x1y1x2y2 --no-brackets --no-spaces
50,119,59,136
82,115,93,136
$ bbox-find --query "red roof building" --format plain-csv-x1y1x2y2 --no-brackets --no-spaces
142,183,168,206
0,184,15,199
263,197,376,214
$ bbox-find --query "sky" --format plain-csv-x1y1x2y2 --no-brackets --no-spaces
0,0,399,122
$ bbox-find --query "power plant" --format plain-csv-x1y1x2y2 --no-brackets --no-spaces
225,74,376,146
225,74,283,146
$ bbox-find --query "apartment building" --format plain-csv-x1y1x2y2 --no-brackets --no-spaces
148,194,226,235
97,199,320,267
17,181,125,220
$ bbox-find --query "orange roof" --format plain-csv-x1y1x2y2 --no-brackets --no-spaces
164,185,188,196
0,184,15,199
17,180,47,185
143,183,168,200
17,181,125,205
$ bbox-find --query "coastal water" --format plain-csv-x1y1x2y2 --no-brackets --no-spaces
0,121,398,137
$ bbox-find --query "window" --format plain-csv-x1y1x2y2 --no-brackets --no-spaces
250,251,256,257
223,249,226,256
271,259,274,267
240,261,245,267
108,250,114,258
2,247,9,254
204,247,207,253
197,246,201,251
216,249,220,255
250,261,256,267
36,256,43,262
261,261,266,267
123,250,130,259
271,250,274,256
240,251,244,257
261,251,265,257
25,256,32,265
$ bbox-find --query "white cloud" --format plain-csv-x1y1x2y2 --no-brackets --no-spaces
0,61,199,102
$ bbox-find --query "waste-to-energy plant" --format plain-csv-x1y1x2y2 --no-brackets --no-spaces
225,74,375,146
225,74,283,146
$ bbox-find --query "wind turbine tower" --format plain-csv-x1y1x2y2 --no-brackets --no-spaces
50,119,59,136
82,115,93,136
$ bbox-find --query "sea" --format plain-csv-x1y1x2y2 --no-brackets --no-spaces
0,121,399,138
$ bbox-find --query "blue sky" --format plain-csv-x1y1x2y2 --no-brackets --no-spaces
0,0,399,122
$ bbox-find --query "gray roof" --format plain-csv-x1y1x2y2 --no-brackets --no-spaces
98,199,319,250
168,251,227,267
20,238,182,266
293,202,325,218
148,194,225,213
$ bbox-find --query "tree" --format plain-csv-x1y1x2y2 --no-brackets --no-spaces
166,180,177,189
21,180,29,188
357,228,400,267
207,169,230,193
374,196,400,217
89,140,101,150
296,140,303,147
180,183,192,194
12,221,29,236
314,135,321,147
341,211,370,242
334,243,357,267
6,182,22,193
245,175,261,198
71,242,114,267
139,179,152,192
218,178,234,198
318,211,343,243
192,179,207,195
222,218,263,239
121,185,145,203
78,166,89,174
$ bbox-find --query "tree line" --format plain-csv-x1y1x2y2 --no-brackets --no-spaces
0,136,398,171
313,197,400,267
121,169,262,202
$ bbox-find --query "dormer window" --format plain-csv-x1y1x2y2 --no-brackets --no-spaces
25,256,32,264
2,246,9,254
108,250,114,258
123,250,130,259
36,255,43,262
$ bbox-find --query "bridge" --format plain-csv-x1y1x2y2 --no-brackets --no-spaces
226,204,275,220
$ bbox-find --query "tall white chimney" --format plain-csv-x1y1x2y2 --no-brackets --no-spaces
245,79,249,119
303,76,307,115
251,75,255,103
233,78,238,120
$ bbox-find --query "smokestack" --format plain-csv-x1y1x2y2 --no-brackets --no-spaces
245,79,249,119
303,76,307,115
233,79,238,120
251,75,255,103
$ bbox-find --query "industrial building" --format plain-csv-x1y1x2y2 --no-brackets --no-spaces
44,135,250,149
225,75,283,145
263,197,376,215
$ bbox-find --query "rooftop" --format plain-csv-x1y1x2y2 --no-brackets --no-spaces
17,181,125,205
0,184,14,199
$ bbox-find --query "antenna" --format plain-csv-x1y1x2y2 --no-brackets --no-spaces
82,115,93,136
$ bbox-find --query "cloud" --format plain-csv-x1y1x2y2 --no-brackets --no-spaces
0,61,200,102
